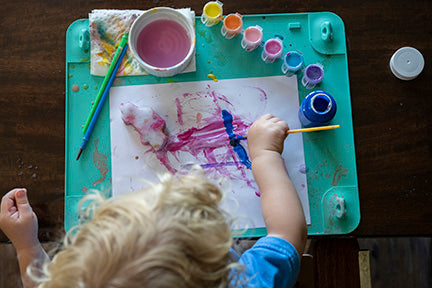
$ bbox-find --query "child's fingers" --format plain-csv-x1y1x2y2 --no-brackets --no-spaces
9,206,17,213
1,189,19,214
261,113,273,120
280,120,289,131
269,115,280,122
14,189,33,215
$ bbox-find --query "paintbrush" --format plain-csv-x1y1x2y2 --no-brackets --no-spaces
243,125,341,138
82,33,129,134
82,14,137,134
285,124,340,134
76,43,128,160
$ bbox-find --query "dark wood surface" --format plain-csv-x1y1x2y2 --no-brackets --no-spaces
1,0,431,243
313,238,360,288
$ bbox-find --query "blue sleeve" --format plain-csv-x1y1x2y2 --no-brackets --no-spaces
235,236,300,288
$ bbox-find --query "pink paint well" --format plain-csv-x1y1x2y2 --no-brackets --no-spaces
136,19,191,68
244,27,262,43
264,39,282,55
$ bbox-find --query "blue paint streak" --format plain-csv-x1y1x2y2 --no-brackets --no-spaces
222,109,235,139
221,109,251,169
233,145,252,168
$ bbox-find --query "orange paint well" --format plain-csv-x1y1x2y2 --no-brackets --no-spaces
224,14,242,30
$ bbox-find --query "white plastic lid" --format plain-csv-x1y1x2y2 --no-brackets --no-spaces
390,47,424,80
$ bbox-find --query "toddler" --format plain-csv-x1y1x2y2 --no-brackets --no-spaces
0,114,307,288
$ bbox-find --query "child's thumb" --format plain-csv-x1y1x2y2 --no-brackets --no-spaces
15,189,33,214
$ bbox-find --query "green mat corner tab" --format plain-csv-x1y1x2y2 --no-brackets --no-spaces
321,186,360,234
67,19,90,63
308,12,347,55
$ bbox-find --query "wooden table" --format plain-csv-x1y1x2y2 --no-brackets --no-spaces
1,0,431,239
1,1,431,285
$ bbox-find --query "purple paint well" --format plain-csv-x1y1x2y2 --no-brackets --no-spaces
136,19,191,68
304,64,324,84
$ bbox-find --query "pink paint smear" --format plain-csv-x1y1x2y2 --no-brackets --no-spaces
124,85,268,195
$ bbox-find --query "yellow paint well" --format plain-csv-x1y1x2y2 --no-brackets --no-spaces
204,2,222,18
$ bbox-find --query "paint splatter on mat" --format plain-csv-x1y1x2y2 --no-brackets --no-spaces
92,139,108,186
331,165,348,186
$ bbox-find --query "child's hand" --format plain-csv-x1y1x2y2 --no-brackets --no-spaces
0,188,39,251
248,114,289,161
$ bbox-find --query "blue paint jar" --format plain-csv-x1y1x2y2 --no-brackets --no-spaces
298,90,337,127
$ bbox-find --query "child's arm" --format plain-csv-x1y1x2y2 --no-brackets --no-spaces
0,188,49,288
248,114,307,256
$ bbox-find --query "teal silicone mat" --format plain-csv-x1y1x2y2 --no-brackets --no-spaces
65,12,360,236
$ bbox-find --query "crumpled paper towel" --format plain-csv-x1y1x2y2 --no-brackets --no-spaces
89,9,196,76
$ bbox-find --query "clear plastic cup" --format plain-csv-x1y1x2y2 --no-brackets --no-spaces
261,37,283,63
221,13,243,39
201,1,223,27
241,25,263,51
301,64,324,89
281,51,304,77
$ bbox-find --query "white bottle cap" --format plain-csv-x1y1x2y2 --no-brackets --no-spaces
390,47,424,80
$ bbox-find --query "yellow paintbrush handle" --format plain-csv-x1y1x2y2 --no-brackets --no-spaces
286,124,340,134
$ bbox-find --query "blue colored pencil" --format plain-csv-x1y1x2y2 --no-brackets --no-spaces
76,43,128,160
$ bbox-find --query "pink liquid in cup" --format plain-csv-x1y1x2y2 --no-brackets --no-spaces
241,25,263,51
261,38,283,62
244,27,262,43
265,39,282,55
136,19,191,68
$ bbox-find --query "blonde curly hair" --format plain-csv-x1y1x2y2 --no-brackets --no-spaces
32,167,243,287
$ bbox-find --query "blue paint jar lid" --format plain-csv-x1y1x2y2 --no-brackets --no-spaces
390,47,424,80
301,91,337,123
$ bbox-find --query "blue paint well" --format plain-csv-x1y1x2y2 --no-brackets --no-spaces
285,51,303,68
313,95,330,112
298,91,337,128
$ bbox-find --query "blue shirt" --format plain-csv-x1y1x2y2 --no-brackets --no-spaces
230,236,300,288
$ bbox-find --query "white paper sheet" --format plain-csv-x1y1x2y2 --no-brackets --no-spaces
109,76,311,227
